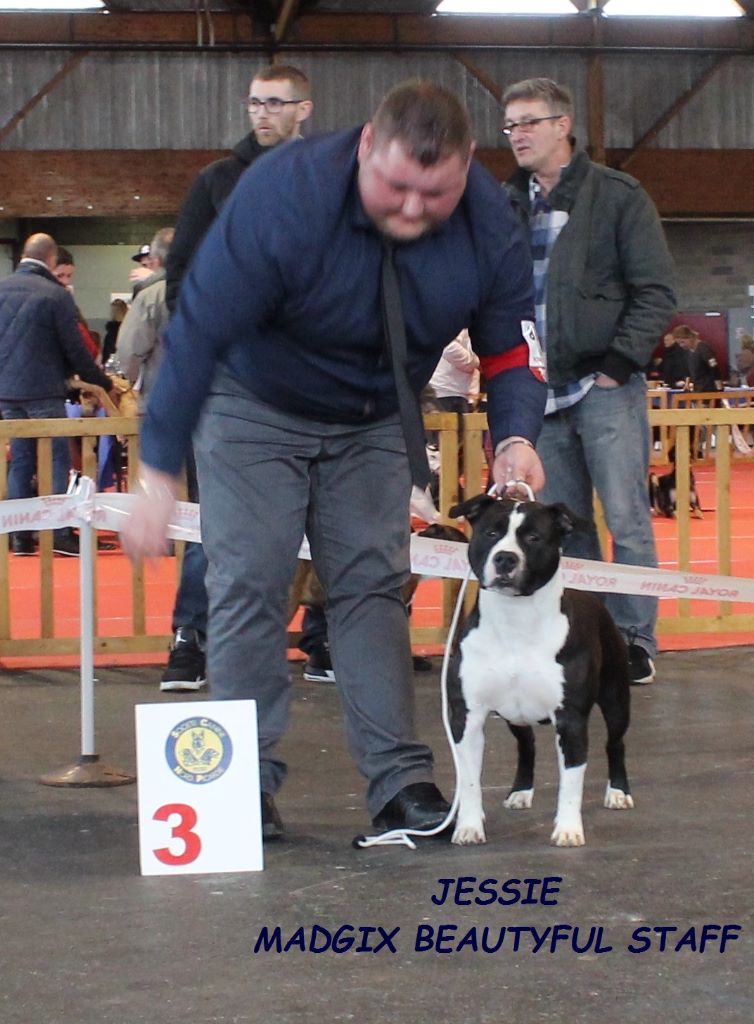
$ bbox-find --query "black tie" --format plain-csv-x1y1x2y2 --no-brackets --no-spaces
380,241,431,489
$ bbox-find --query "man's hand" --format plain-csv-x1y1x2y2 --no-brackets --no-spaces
120,464,178,561
492,439,545,496
129,265,153,285
594,372,619,389
410,485,441,525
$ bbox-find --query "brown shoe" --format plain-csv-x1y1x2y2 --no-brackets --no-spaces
261,792,284,841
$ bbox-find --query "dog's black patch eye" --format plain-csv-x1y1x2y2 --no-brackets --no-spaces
523,532,540,544
485,527,501,538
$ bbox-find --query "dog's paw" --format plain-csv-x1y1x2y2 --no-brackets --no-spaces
604,785,634,810
451,822,487,845
550,822,585,847
503,788,534,810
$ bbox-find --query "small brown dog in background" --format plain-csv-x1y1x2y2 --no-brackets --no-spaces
286,522,468,624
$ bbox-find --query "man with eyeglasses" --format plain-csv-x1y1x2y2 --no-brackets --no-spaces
122,80,546,844
159,65,314,702
166,65,313,310
502,77,676,686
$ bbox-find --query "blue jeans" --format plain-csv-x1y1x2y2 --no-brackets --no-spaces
0,397,72,541
536,374,657,657
171,445,208,638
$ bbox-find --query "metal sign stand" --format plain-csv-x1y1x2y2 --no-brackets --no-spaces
40,475,135,788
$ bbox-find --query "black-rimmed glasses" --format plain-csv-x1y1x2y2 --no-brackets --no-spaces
501,115,562,137
246,97,303,113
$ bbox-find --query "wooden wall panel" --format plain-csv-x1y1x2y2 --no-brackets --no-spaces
2,148,754,219
0,150,224,218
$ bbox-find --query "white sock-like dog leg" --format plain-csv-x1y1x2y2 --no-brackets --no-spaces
452,710,488,845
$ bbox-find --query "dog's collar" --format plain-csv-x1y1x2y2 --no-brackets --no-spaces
488,481,535,504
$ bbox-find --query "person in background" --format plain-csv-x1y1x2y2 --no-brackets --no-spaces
116,228,174,403
164,64,313,310
53,247,101,361
129,244,154,292
0,234,113,556
502,77,676,686
730,332,754,388
429,328,480,413
102,298,129,366
673,325,722,394
52,247,75,291
425,328,480,508
121,80,545,841
656,331,690,388
159,63,315,695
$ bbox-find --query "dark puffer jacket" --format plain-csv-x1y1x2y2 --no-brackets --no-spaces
165,133,268,313
0,261,111,401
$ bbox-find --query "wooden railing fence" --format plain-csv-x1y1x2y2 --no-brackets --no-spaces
1,402,752,660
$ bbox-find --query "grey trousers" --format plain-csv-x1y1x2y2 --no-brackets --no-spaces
194,386,436,816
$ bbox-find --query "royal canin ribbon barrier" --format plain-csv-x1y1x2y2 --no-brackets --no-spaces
2,480,754,602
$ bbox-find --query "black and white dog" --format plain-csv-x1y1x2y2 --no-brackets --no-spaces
447,494,633,848
649,445,704,519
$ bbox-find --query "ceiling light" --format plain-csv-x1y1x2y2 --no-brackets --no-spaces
0,0,106,10
436,1,578,14
603,0,743,16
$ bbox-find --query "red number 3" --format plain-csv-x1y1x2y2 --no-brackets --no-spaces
153,803,202,865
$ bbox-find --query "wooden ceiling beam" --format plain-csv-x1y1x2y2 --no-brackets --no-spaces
0,51,90,144
3,148,754,219
453,54,503,104
617,55,732,171
274,0,302,44
1,11,754,52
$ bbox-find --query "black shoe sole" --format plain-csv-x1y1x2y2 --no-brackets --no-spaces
371,811,451,834
303,670,336,683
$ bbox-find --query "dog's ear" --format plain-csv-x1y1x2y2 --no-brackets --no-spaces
417,523,469,544
449,494,495,524
549,502,582,539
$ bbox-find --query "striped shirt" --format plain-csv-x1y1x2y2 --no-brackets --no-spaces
529,177,596,416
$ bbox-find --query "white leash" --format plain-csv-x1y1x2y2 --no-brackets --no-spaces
353,479,533,851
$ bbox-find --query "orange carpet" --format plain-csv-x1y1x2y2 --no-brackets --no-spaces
3,463,752,670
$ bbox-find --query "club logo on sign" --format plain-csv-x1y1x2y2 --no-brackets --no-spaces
166,717,233,784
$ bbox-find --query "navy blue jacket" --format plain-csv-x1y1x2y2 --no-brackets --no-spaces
142,127,545,476
0,261,111,401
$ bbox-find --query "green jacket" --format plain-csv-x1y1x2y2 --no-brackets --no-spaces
505,149,676,388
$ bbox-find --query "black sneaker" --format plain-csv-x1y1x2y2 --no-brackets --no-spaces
261,793,284,841
628,644,656,685
160,627,207,692
53,532,80,557
303,642,335,684
10,534,36,556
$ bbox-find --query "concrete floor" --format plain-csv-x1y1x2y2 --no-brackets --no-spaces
1,648,752,1024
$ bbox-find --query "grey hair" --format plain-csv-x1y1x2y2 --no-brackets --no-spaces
149,227,175,266
502,78,574,120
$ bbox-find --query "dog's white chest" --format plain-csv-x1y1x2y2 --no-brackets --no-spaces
460,584,569,726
